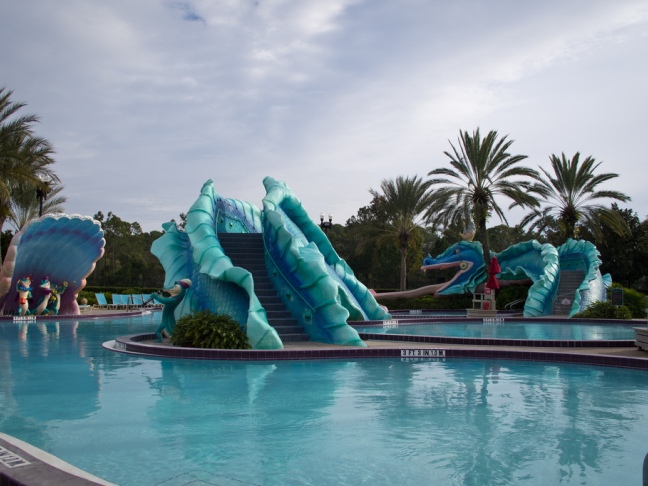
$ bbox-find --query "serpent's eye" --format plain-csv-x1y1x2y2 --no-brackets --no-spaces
459,261,468,270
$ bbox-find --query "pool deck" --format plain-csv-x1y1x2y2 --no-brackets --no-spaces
0,433,116,486
3,309,648,486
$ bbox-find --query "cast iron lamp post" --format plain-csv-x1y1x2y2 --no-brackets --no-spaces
36,174,52,217
320,212,333,233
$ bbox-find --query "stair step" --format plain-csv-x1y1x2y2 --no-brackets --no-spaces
272,325,307,333
218,232,310,341
268,317,300,326
279,333,311,342
553,270,585,315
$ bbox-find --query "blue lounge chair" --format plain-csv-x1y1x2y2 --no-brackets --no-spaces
94,293,109,309
112,294,130,309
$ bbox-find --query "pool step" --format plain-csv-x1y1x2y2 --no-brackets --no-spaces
219,233,310,342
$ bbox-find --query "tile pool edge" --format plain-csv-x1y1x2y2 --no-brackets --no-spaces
358,332,637,348
105,334,648,371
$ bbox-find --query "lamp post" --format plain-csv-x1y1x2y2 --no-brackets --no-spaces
36,174,51,217
319,212,333,233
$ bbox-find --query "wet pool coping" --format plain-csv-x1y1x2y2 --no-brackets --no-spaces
0,433,115,486
105,331,648,371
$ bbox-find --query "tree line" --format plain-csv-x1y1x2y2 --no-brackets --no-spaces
2,88,646,294
340,128,637,292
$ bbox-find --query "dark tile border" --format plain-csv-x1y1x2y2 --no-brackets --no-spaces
107,334,648,371
357,332,636,348
0,310,148,321
351,316,644,326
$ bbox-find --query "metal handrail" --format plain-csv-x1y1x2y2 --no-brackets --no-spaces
504,298,525,310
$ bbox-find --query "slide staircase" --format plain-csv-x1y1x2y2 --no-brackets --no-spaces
553,270,585,315
219,233,310,342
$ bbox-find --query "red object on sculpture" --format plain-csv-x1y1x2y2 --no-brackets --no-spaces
486,256,501,290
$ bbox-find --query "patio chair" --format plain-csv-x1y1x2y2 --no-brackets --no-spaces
131,294,144,307
112,294,130,309
94,293,109,309
95,293,121,310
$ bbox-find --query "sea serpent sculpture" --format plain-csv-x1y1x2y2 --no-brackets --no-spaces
374,238,610,317
150,177,390,350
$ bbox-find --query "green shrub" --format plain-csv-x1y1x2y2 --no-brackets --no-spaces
74,290,92,305
609,284,648,318
572,301,633,320
170,310,251,349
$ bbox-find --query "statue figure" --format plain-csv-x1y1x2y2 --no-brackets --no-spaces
45,281,69,315
33,277,53,316
15,276,32,316
152,279,192,341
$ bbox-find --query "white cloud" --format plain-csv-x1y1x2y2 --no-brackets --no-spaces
1,0,647,231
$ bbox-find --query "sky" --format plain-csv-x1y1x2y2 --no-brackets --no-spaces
1,0,647,233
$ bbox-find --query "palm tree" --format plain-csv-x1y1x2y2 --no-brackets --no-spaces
426,128,542,268
359,175,432,290
8,180,66,231
0,87,59,262
520,152,631,242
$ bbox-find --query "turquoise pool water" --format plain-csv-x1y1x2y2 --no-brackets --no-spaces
1,314,648,485
354,320,637,340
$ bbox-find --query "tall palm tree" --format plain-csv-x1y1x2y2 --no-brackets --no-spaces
0,87,59,263
360,175,432,290
8,180,66,231
520,152,631,242
426,128,542,268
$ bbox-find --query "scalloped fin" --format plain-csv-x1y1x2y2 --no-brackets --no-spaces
151,180,283,350
262,176,389,346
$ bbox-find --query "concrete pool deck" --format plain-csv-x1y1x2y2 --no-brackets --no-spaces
0,433,116,486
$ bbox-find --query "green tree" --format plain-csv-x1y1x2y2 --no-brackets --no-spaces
359,175,432,290
521,152,631,242
88,211,165,288
580,204,648,289
345,203,409,290
8,180,66,230
426,128,542,268
0,87,59,263
487,224,525,253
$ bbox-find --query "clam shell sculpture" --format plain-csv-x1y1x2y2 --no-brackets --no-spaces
0,214,105,316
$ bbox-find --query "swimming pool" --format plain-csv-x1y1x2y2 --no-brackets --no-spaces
1,314,648,485
354,320,637,341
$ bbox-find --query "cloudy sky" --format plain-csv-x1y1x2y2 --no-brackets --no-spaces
2,0,647,232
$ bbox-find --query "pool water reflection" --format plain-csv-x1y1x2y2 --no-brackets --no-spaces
353,320,637,340
1,314,647,485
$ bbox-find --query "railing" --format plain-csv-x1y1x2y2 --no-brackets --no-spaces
262,234,316,314
504,298,526,310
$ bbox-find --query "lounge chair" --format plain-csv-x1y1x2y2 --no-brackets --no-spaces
94,293,109,309
112,294,131,309
142,294,161,308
